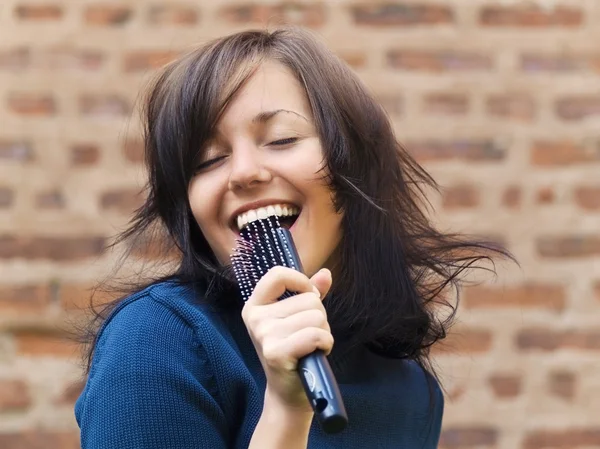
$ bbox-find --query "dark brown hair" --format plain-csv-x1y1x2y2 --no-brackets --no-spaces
83,27,512,384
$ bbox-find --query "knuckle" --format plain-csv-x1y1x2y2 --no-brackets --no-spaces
269,266,287,280
261,342,279,364
308,309,327,326
242,307,260,328
254,321,271,341
309,293,324,309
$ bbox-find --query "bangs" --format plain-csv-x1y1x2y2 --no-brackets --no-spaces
146,35,272,189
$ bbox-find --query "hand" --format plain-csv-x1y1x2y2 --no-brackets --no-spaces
241,266,333,413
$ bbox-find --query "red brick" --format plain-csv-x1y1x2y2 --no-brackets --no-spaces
536,186,556,204
530,141,600,166
123,139,144,163
147,4,199,25
59,282,114,311
446,386,465,402
352,4,453,26
54,379,85,405
480,5,582,27
15,4,63,20
556,96,600,121
0,284,50,313
442,184,480,209
487,94,535,121
537,236,600,258
407,140,505,162
574,186,600,210
440,427,497,448
0,48,30,70
548,370,576,400
123,50,180,72
130,236,179,261
423,93,468,115
0,141,34,162
35,190,65,209
502,186,521,208
100,188,144,214
463,284,566,312
71,143,100,165
0,236,106,260
13,330,81,358
7,93,56,115
387,50,492,72
84,5,133,25
434,328,493,354
488,374,521,398
0,431,80,449
516,329,600,351
590,57,600,74
521,53,587,72
219,4,325,27
0,187,13,208
523,429,600,449
0,379,31,412
41,48,105,71
339,51,367,69
79,94,130,117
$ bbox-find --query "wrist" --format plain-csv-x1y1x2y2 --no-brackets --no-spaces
263,387,314,422
249,390,314,448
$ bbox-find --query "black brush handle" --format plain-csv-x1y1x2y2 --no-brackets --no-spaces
274,228,348,434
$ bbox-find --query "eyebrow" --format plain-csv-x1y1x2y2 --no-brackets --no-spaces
252,109,309,124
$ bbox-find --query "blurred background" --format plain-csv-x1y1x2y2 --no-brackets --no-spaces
1,0,599,448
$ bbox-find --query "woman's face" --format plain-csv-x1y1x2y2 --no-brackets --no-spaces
188,60,343,277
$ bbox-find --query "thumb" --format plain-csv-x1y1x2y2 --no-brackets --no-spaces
310,268,332,300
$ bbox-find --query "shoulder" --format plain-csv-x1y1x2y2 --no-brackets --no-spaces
75,281,235,448
94,281,229,352
83,280,243,400
402,360,444,446
402,359,444,413
84,282,217,387
365,354,444,423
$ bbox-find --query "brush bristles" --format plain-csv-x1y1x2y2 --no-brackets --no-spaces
231,215,295,302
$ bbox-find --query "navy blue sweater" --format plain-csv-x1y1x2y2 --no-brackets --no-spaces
75,281,443,448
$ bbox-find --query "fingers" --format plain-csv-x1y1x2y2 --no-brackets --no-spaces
310,268,332,299
243,292,327,339
262,328,335,365
253,308,330,342
258,292,324,319
246,266,319,307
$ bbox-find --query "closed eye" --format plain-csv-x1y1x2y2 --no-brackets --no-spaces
269,137,298,146
195,155,227,172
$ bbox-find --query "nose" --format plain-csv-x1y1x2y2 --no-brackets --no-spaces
227,143,271,191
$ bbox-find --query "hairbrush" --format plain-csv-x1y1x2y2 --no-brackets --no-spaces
231,215,348,434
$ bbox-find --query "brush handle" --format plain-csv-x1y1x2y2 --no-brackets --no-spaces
274,228,348,434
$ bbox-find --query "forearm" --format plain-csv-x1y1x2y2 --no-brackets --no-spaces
249,391,314,449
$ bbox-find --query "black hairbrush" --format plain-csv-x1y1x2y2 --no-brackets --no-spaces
231,215,348,434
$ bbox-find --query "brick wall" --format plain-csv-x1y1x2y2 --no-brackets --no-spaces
1,1,599,448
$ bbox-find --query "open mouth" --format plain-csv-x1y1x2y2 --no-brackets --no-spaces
235,204,301,232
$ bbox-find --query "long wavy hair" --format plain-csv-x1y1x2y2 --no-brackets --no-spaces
82,27,511,384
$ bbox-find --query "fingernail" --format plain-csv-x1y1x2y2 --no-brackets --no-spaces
313,286,321,298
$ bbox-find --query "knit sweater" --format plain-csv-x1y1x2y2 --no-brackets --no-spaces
75,281,443,448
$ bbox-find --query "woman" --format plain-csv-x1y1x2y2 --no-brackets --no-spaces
76,27,508,448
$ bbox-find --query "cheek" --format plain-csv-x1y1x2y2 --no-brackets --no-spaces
187,177,220,237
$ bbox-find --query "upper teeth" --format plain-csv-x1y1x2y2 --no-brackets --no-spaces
236,204,300,230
